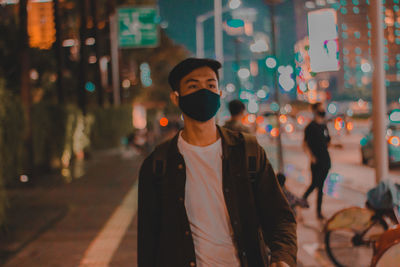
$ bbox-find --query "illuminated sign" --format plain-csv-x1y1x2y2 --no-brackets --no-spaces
27,1,56,50
308,9,339,72
118,7,159,48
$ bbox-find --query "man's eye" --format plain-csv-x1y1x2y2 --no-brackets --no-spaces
188,84,197,89
208,84,216,88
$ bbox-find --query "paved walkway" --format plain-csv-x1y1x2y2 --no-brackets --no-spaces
2,149,142,267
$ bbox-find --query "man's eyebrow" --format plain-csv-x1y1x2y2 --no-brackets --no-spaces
185,78,199,84
207,78,217,82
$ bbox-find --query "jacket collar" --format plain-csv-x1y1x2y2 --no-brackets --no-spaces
167,125,241,159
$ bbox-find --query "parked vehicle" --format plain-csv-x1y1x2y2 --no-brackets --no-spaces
361,122,400,167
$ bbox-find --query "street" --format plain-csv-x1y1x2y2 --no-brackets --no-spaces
1,123,398,267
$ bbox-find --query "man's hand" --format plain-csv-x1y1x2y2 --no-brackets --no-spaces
271,261,290,267
310,155,317,164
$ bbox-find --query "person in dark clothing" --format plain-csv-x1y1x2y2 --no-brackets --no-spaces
137,58,297,267
224,99,251,133
302,102,331,220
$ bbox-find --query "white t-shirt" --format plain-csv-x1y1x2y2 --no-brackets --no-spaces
177,132,241,267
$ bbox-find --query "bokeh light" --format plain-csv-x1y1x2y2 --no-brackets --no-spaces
265,57,277,69
238,68,250,79
257,89,267,99
160,117,169,127
226,83,236,93
270,128,279,137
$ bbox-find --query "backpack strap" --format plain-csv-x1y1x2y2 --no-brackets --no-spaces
242,132,260,181
241,132,271,266
152,139,171,177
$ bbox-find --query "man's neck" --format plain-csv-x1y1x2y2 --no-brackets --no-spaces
314,117,324,124
181,117,219,147
230,115,242,122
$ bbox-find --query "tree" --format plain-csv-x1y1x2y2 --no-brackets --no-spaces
90,0,105,107
19,0,34,177
53,0,65,104
78,0,88,114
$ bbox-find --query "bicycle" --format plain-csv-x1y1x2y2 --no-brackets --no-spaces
324,204,399,267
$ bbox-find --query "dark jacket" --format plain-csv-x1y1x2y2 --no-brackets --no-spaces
304,121,331,167
138,126,297,267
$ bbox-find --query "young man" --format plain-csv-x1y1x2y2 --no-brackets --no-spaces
302,102,331,220
137,58,297,267
224,99,251,133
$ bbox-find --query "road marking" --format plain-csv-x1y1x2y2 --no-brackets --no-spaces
79,180,138,267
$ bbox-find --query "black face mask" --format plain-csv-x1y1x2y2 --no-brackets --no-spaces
317,111,326,118
178,89,221,122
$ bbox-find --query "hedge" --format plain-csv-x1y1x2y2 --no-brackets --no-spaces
0,97,133,227
31,103,88,170
90,105,133,150
0,82,25,226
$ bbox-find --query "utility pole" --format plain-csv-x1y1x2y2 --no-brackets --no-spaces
19,0,34,178
107,0,120,106
78,0,88,114
196,17,205,58
20,0,30,109
370,0,389,183
214,0,224,80
265,0,284,174
53,0,65,104
234,37,241,97
90,0,104,107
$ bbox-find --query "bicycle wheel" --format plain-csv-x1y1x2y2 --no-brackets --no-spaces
325,218,388,267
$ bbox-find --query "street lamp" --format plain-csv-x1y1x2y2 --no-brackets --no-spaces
196,0,242,59
196,5,231,59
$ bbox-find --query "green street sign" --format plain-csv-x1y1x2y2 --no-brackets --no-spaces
117,7,159,48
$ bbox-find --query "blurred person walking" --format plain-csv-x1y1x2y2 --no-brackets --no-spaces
302,102,331,220
137,58,297,267
276,173,309,221
223,99,251,133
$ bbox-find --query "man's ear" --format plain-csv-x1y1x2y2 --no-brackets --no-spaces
170,91,179,107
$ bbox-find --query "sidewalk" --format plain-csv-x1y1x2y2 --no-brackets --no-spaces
1,149,143,267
